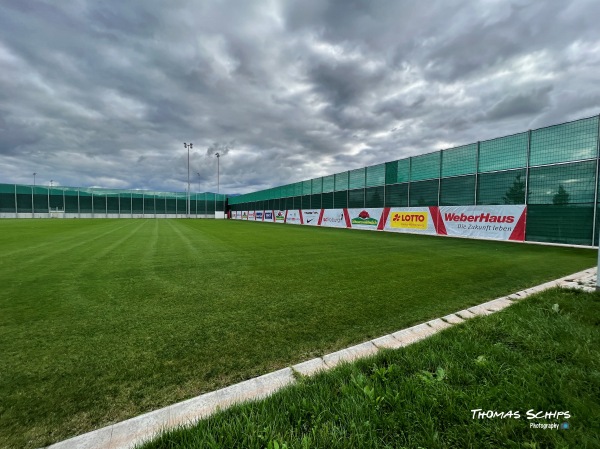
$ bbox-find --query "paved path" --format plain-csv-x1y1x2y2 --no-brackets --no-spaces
46,267,597,449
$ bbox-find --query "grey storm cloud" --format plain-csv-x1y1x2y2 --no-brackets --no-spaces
0,0,599,194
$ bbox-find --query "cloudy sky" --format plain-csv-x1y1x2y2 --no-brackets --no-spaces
0,0,599,194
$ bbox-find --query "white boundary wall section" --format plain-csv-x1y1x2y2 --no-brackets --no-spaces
230,206,527,243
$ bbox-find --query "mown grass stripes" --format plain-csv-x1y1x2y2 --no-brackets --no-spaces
0,219,595,448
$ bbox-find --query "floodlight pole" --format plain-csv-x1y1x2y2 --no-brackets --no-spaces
184,142,193,218
215,152,220,194
214,152,221,216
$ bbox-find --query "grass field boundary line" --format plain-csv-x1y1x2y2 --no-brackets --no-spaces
44,267,596,449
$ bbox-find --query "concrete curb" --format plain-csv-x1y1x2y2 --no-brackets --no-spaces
45,267,597,449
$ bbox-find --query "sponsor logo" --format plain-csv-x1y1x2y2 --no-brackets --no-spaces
303,210,319,224
444,212,514,224
351,210,378,226
391,212,428,230
242,212,248,219
256,211,263,219
323,213,344,223
275,211,285,221
265,212,273,219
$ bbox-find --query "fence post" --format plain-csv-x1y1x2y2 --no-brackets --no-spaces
525,130,532,205
592,114,600,246
475,142,480,205
407,157,412,206
437,151,442,206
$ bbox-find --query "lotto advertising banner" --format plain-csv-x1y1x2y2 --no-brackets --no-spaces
286,210,303,225
255,210,264,222
384,207,439,235
320,208,347,228
347,208,386,231
302,209,322,226
274,210,286,223
439,205,527,241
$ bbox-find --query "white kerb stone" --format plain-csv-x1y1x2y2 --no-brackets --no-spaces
292,358,327,377
371,334,404,349
322,341,378,368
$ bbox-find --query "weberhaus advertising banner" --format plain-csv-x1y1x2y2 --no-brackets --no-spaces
438,205,526,241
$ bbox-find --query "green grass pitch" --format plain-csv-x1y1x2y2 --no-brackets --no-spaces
0,219,595,448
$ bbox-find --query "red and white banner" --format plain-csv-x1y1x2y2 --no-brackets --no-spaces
286,210,303,225
384,207,439,235
274,210,286,223
233,205,526,242
347,208,385,231
438,205,526,241
320,209,347,228
302,209,321,226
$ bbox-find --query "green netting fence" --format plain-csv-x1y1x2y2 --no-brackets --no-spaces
0,185,227,217
229,115,600,246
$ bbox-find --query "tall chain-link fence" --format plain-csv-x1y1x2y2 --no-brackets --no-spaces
229,115,600,246
0,186,227,218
